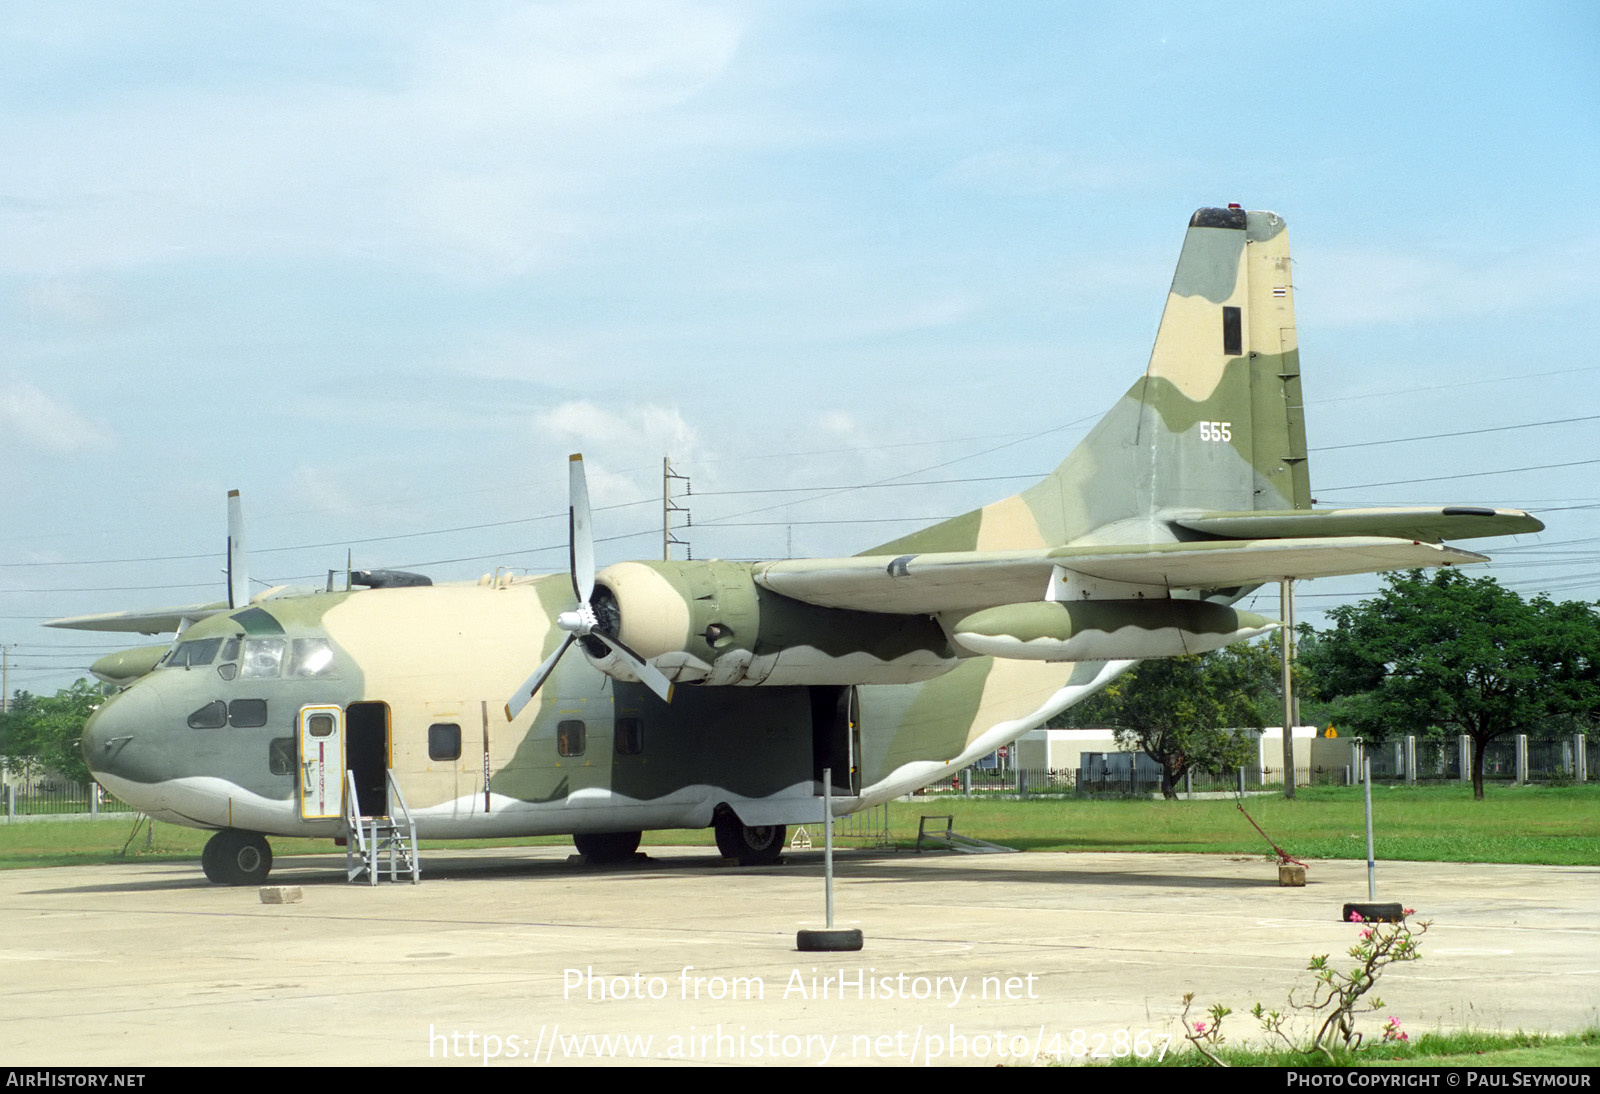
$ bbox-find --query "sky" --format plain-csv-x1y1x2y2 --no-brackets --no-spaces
3,1,1597,694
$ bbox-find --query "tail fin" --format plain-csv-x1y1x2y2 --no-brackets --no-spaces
871,206,1309,555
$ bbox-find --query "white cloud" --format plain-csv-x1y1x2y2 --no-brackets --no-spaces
0,2,751,277
0,379,111,454
533,400,702,506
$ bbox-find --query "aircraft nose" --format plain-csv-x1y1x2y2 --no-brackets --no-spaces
80,685,166,778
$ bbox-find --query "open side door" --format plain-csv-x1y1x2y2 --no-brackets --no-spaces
811,685,860,796
297,704,345,820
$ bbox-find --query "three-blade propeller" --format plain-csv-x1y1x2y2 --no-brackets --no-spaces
504,454,676,721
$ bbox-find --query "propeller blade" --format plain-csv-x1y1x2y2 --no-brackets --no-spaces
506,452,675,717
568,453,594,605
226,489,250,610
505,632,576,721
591,630,676,704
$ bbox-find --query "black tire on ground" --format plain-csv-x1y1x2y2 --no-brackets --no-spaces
200,832,227,883
205,830,272,886
796,928,864,952
573,831,643,863
713,812,785,866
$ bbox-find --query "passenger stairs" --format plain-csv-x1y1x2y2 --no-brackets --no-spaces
344,770,421,884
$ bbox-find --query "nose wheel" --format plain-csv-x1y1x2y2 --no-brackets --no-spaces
201,830,273,885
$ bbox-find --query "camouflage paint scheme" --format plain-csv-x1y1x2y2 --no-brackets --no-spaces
72,208,1542,865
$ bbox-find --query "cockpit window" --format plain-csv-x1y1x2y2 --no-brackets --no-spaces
240,638,286,679
167,638,223,669
287,638,336,677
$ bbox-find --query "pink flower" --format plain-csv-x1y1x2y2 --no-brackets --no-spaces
1194,1022,1207,1034
1403,907,1416,916
1360,928,1373,940
1349,911,1365,923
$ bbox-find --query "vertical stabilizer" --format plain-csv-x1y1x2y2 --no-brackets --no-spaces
1127,206,1310,520
869,207,1310,557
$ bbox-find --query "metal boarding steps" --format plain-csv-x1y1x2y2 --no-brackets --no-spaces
344,770,421,884
914,814,1016,854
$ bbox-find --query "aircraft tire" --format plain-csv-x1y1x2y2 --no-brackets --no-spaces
200,832,227,883
714,813,786,866
573,830,642,864
208,830,273,886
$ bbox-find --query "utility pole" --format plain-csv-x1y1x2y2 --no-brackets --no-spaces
1281,577,1296,799
663,457,691,561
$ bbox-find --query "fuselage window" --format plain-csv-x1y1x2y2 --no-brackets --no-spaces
615,717,643,756
229,699,269,728
557,720,586,757
428,723,461,761
240,639,285,679
268,737,294,776
187,700,227,730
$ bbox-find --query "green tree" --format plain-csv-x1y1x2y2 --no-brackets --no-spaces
1068,642,1279,799
1304,570,1600,800
0,679,99,786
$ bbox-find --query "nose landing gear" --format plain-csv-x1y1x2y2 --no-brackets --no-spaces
201,830,273,885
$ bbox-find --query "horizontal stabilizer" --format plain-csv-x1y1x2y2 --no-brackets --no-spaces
1173,506,1543,542
756,536,1489,615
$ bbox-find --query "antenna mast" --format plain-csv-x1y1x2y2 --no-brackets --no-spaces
663,457,691,561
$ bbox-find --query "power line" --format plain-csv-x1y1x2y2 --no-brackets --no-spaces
1312,413,1600,452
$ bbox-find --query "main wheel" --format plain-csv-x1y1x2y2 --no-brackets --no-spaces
573,830,642,864
713,813,786,866
200,832,227,883
204,830,273,886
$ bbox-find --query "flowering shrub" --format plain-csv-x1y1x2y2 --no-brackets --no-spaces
1180,910,1429,1065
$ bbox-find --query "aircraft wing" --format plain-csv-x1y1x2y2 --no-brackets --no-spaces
45,602,230,634
754,536,1491,615
1171,506,1543,542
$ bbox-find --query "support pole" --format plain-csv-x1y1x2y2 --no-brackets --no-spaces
1280,577,1296,799
796,767,862,952
824,767,834,928
1364,757,1375,901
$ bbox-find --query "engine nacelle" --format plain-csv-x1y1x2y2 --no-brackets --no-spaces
944,599,1277,661
584,560,957,687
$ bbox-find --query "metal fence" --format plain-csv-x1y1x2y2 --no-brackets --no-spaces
2,778,136,820
1358,734,1588,784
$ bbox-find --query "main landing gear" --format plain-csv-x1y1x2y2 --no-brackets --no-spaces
572,830,643,864
713,811,786,866
201,830,273,885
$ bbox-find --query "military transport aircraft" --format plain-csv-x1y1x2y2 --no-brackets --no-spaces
55,207,1541,885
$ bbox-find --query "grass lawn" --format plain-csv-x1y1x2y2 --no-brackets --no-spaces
2,782,1594,868
885,783,1600,865
1104,1028,1600,1067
